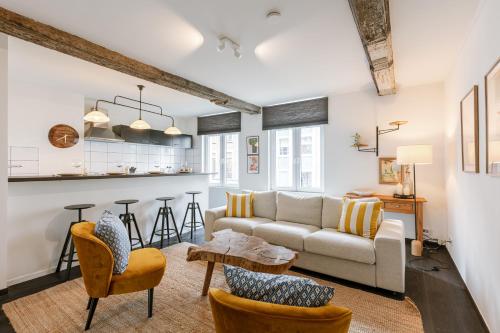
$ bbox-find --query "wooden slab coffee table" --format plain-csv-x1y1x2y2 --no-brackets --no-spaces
186,229,298,296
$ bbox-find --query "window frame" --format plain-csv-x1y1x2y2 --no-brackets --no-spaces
269,126,324,192
202,132,239,188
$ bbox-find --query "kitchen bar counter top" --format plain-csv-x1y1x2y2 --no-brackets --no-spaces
8,172,210,182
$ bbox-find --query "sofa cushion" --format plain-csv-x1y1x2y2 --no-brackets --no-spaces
321,196,344,229
214,217,273,236
223,265,334,307
253,221,319,251
304,228,376,265
251,190,277,220
338,199,382,239
226,192,254,218
275,192,323,227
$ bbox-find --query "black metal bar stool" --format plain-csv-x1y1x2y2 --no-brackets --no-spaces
180,191,205,240
115,199,144,250
56,203,95,280
149,196,181,248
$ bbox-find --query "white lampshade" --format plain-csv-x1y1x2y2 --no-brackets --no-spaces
130,119,151,130
83,108,110,123
164,126,182,135
397,145,433,165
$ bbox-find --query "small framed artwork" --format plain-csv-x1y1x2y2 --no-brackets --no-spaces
247,136,259,155
460,85,479,173
247,155,259,174
485,58,500,175
379,157,401,184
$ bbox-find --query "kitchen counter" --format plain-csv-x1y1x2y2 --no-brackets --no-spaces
8,172,210,182
7,172,209,286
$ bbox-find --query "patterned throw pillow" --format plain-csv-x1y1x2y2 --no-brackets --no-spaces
223,265,334,307
94,210,131,274
338,199,382,239
225,192,254,218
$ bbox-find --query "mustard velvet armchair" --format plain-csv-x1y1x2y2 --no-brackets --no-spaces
71,222,166,330
208,288,352,333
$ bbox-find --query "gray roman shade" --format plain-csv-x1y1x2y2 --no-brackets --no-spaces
197,112,241,135
262,97,328,130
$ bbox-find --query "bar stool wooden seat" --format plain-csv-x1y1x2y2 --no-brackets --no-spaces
149,196,181,248
56,203,95,280
115,199,144,250
180,191,205,240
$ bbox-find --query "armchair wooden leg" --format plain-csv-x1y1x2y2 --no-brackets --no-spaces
148,288,154,318
85,298,99,331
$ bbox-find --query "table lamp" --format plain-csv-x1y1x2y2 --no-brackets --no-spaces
397,145,433,256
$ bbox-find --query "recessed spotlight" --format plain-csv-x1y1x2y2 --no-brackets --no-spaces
266,9,281,23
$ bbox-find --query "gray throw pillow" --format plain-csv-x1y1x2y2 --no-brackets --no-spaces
223,265,334,307
94,210,131,274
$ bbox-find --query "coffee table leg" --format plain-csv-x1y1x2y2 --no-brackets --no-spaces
202,261,215,296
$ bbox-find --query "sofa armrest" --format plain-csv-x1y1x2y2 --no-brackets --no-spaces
205,206,226,240
374,219,405,293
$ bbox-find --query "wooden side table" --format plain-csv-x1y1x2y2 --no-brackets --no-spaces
345,194,427,241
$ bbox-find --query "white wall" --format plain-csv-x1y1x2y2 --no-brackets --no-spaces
443,0,500,331
8,81,85,175
223,83,447,240
325,83,447,240
0,33,8,290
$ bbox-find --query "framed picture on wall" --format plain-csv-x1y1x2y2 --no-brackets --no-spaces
485,58,500,175
247,136,259,155
247,155,259,174
460,85,479,173
379,157,401,184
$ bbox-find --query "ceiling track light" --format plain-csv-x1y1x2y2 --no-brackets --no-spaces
216,35,242,59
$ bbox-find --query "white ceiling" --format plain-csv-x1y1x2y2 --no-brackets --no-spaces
2,0,480,116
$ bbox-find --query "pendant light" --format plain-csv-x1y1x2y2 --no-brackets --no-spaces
83,107,110,123
164,116,182,135
129,85,151,130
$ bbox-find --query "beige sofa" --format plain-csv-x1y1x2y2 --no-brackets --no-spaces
205,191,405,294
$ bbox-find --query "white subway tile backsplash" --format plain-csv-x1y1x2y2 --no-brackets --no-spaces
135,162,147,173
84,140,195,174
90,151,107,163
89,162,107,174
137,144,149,154
123,143,137,154
11,146,38,161
91,141,108,152
148,145,161,155
107,152,122,163
107,142,123,153
122,154,136,163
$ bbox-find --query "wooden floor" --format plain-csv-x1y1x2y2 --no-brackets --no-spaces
0,230,488,333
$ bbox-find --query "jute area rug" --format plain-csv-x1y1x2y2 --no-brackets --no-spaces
3,242,423,332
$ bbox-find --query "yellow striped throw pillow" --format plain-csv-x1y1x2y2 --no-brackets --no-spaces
338,199,382,239
225,192,254,218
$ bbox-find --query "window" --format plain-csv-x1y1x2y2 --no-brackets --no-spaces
203,133,239,186
270,126,323,191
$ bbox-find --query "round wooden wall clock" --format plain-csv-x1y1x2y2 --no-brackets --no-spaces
48,124,79,148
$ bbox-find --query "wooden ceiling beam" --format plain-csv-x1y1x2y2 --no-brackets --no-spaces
348,0,396,96
0,7,261,114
